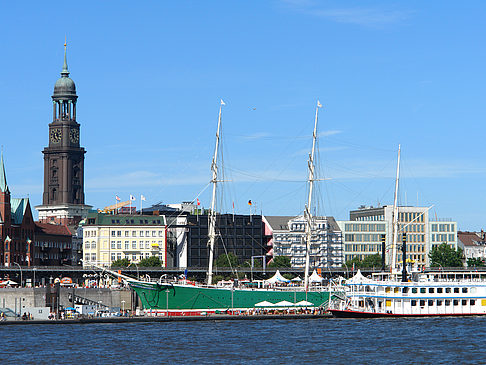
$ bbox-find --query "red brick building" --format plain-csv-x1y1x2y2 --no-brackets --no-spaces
0,153,35,267
33,223,73,266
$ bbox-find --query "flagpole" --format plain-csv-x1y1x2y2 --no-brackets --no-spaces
140,194,143,215
115,196,117,215
129,196,132,215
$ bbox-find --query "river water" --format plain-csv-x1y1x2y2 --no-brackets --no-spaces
1,317,484,364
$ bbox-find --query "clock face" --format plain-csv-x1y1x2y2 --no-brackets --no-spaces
50,128,62,143
70,128,79,143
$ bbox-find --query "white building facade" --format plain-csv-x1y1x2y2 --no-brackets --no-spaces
341,205,457,267
266,215,343,268
82,213,167,268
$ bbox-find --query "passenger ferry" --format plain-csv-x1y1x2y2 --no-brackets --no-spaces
329,269,486,317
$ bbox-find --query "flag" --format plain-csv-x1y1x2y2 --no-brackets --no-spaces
248,200,252,206
197,198,200,206
141,195,146,201
232,202,234,209
317,100,322,108
129,195,136,201
220,99,225,106
115,195,121,201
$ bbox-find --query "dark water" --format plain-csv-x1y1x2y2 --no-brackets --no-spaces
1,317,485,364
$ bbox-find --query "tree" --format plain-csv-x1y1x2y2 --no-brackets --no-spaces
344,254,383,269
268,256,291,268
429,243,464,268
138,256,162,267
111,258,130,268
215,253,239,268
467,257,485,267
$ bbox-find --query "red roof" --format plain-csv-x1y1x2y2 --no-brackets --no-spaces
35,222,72,236
457,231,481,247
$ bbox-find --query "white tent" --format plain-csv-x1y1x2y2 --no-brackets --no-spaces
255,301,275,307
308,270,324,283
347,269,374,284
295,300,314,307
291,276,302,282
265,270,291,284
275,300,294,307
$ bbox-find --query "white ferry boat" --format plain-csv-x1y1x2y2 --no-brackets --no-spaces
329,269,486,317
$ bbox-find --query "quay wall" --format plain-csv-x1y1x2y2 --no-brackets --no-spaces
0,288,133,314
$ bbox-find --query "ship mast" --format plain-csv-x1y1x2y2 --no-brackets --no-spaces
391,144,401,271
304,100,322,290
207,99,224,285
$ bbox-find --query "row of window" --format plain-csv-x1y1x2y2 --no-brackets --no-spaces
110,230,163,238
431,223,455,233
110,253,162,262
386,286,473,294
431,234,455,242
411,299,476,307
344,223,386,233
84,240,163,250
109,219,163,225
399,224,425,233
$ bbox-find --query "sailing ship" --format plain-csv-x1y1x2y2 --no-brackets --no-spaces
328,147,486,317
123,100,335,315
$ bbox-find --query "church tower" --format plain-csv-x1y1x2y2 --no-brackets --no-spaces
36,44,92,225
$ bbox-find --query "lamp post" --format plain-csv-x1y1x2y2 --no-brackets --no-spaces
13,262,22,287
33,267,37,288
121,300,125,312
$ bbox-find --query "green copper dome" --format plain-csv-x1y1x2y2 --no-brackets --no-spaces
53,46,76,97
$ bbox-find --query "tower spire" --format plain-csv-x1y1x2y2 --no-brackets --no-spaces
0,150,9,193
61,37,69,77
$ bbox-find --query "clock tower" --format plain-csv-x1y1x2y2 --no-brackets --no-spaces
36,44,91,225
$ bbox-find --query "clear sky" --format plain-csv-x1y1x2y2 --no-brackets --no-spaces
1,1,485,230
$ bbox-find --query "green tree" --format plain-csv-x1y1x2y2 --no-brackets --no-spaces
344,254,383,269
111,258,130,268
268,256,291,268
215,253,239,267
361,254,383,268
467,257,485,267
429,243,464,268
138,256,162,267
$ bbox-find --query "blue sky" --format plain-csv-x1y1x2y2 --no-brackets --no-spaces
1,1,486,230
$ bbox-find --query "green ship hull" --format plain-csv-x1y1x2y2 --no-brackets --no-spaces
129,281,332,312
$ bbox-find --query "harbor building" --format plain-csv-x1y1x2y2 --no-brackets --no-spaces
457,231,486,265
264,215,343,268
336,220,388,264
185,213,265,268
82,212,167,268
32,223,73,266
340,205,457,267
0,153,35,267
35,45,92,226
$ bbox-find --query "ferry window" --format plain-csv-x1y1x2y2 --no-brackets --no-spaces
445,300,451,306
471,288,477,294
385,287,391,293
402,287,409,293
462,288,468,293
412,288,418,294
437,288,443,294
411,300,417,306
428,288,435,294
437,300,443,306
471,300,476,306
453,300,459,306
420,288,426,294
394,288,399,293
462,300,467,306
454,288,459,294
446,288,451,294
420,300,425,307
428,300,434,306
